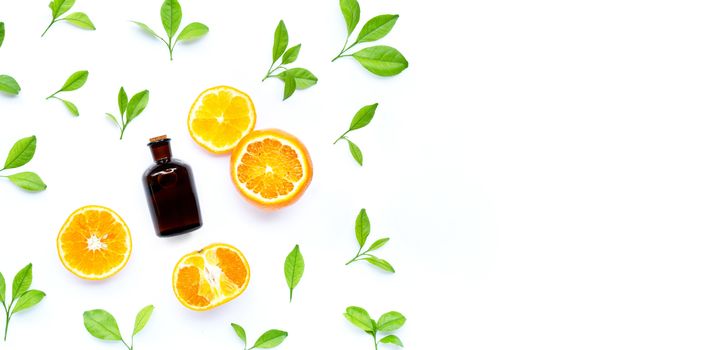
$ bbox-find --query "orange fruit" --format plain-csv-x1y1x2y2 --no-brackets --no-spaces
172,243,250,311
187,86,257,154
56,205,132,280
230,129,313,209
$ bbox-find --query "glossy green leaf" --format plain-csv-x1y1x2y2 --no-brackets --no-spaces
63,12,95,30
83,309,123,341
12,264,32,300
118,87,128,116
59,98,79,116
340,0,360,36
0,75,21,95
0,22,5,48
177,22,208,41
352,46,408,77
366,238,389,252
344,306,374,332
133,305,154,336
277,68,317,90
377,311,406,331
50,0,75,18
349,103,377,131
106,113,119,127
126,90,149,123
356,15,399,44
160,0,182,38
282,75,296,100
132,21,162,40
4,136,36,170
11,290,45,314
355,208,370,247
284,245,305,302
347,140,363,166
59,70,88,92
272,20,288,63
0,272,6,305
380,335,404,347
365,256,395,273
231,323,246,344
8,172,47,191
251,329,288,349
281,44,301,65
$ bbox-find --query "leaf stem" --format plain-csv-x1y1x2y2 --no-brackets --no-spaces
41,19,57,37
3,298,16,341
373,332,379,350
333,131,349,144
345,245,363,265
332,40,357,62
262,65,287,82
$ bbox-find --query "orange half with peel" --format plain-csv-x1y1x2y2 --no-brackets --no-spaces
230,129,313,209
57,205,132,280
172,243,250,311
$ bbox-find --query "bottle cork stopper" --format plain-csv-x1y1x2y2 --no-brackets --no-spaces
149,135,169,143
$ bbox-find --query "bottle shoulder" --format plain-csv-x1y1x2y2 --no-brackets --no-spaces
144,159,192,177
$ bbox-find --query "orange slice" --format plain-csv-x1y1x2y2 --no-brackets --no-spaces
230,129,313,209
172,243,250,311
57,205,132,280
188,86,257,154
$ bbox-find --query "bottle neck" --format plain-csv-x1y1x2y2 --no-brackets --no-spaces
149,141,172,163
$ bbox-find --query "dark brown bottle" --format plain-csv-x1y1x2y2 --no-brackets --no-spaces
143,135,202,237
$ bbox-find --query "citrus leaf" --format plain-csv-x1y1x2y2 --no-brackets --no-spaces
132,21,162,40
281,44,301,65
12,264,32,300
277,68,317,90
8,172,47,191
283,75,296,100
352,46,408,77
377,311,406,331
340,0,360,36
347,140,363,166
4,136,36,170
83,309,122,341
160,0,182,38
354,208,370,247
366,238,389,252
133,305,154,336
118,87,128,116
59,70,88,92
50,0,75,18
272,20,288,63
231,323,246,344
0,272,5,305
0,22,5,48
284,245,305,302
126,90,149,123
344,306,373,332
365,256,395,273
356,15,399,44
380,335,404,347
11,290,45,314
63,12,95,30
58,98,79,116
251,329,288,349
0,75,21,95
349,103,378,131
177,22,208,42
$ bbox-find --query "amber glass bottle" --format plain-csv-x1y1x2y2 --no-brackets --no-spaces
143,135,202,237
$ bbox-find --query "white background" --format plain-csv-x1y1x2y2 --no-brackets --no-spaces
0,0,712,349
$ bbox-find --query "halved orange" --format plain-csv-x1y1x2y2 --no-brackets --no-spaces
57,205,132,280
172,243,250,311
188,86,257,154
230,129,313,209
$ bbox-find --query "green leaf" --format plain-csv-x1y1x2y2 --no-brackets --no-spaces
356,15,399,44
50,0,75,19
126,90,150,123
281,44,301,65
0,272,5,305
340,0,360,36
59,70,88,92
347,140,363,166
349,103,378,131
251,329,288,349
278,68,318,90
118,87,128,116
0,22,5,48
379,335,404,347
83,309,123,341
132,21,162,40
106,113,119,127
160,0,182,39
11,290,45,314
344,306,374,332
284,244,305,302
377,311,406,332
133,305,154,336
177,22,208,42
272,20,289,63
63,12,95,30
366,238,389,252
59,98,79,116
12,263,32,300
8,172,47,192
352,46,408,77
365,256,395,273
231,323,246,344
0,75,21,95
4,135,36,170
283,75,296,100
354,208,370,247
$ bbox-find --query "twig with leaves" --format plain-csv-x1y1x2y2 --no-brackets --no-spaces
345,208,395,273
83,305,154,350
46,70,88,116
344,306,406,349
42,0,96,37
263,20,318,100
334,103,378,166
106,87,150,140
133,0,209,61
0,136,47,192
231,323,288,350
1,264,46,341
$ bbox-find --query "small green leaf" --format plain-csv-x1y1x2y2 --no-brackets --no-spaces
11,290,45,314
347,140,363,166
0,272,6,305
284,244,305,302
4,135,36,170
59,98,79,116
281,44,301,65
0,22,5,48
231,323,246,344
349,103,378,131
380,335,404,347
352,46,409,77
12,264,32,300
63,12,95,30
160,0,182,38
126,90,150,123
83,309,123,341
132,21,162,40
277,68,317,90
356,15,399,44
50,0,75,19
0,75,21,95
344,306,374,332
340,0,360,36
8,172,47,192
59,70,88,92
177,22,208,42
106,113,120,127
118,87,128,116
272,20,289,63
133,305,154,336
377,311,406,331
283,75,296,100
366,238,389,252
355,208,370,247
365,256,395,273
251,329,288,349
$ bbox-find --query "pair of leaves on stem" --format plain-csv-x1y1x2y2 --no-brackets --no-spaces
46,70,88,116
344,306,406,348
263,20,318,100
334,103,378,166
0,136,47,192
106,87,150,140
334,0,409,77
284,244,305,302
346,209,395,273
0,264,46,341
42,0,96,37
231,323,288,350
83,305,154,350
0,23,21,96
133,0,209,60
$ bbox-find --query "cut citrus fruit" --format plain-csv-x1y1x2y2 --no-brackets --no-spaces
188,86,257,154
172,243,250,311
230,129,313,209
56,205,132,280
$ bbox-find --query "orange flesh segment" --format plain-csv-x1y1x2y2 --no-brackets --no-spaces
188,86,255,153
237,138,304,199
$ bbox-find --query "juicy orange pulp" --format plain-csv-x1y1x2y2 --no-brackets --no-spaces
188,86,256,154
